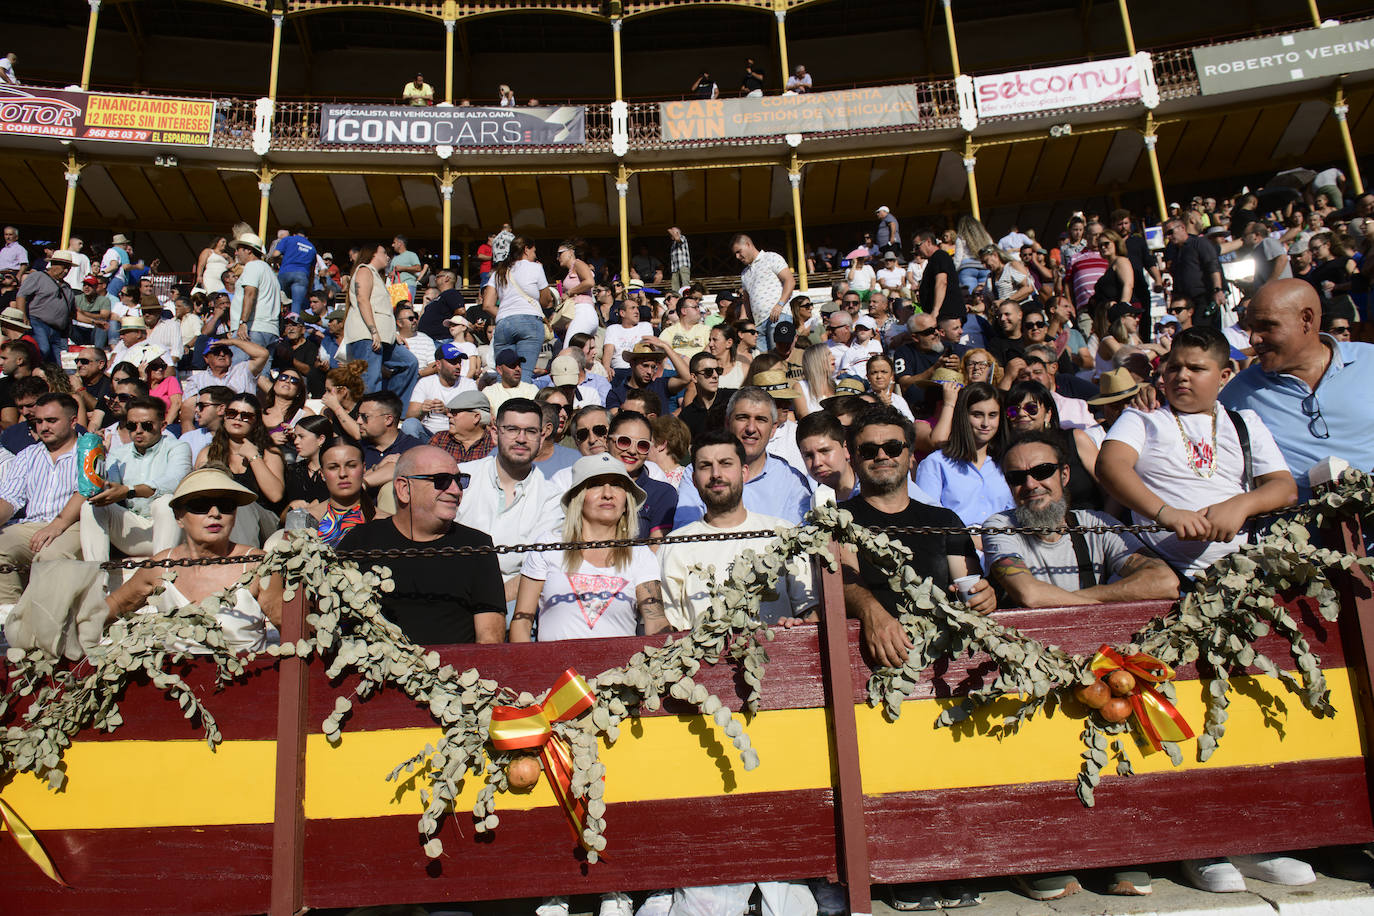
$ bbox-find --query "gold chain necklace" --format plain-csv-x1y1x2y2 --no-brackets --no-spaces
1173,406,1218,478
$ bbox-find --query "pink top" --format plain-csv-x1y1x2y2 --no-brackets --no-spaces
563,266,593,305
150,376,182,412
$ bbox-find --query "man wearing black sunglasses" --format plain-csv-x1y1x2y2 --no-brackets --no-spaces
838,406,994,668
984,432,1176,608
678,351,734,441
80,395,193,562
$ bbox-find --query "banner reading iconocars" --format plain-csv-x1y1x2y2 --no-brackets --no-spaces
973,56,1143,119
658,86,924,141
320,104,586,147
1192,20,1374,95
0,85,214,144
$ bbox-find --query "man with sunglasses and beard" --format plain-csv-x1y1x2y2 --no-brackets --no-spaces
339,445,506,644
838,406,994,669
79,395,193,562
984,431,1176,608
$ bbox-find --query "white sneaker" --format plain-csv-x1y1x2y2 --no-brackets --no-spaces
599,891,634,916
1183,857,1247,893
636,890,673,916
1231,853,1317,886
537,897,571,916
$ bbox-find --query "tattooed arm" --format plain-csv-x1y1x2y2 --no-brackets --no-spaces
637,581,669,635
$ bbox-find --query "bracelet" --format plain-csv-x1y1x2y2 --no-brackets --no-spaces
1153,504,1168,522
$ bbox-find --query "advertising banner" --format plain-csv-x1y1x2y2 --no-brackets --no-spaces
658,85,923,141
0,85,214,144
1192,20,1374,95
320,104,586,147
973,56,1143,118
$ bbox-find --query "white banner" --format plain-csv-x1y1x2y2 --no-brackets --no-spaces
974,56,1143,118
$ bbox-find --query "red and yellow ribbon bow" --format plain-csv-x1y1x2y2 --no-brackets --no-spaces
0,796,68,886
1091,645,1195,754
489,668,598,849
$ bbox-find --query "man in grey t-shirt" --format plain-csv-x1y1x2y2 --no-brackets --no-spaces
984,433,1177,607
1243,221,1292,291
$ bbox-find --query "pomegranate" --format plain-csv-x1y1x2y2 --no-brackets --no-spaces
1107,670,1137,696
507,755,542,790
1100,697,1133,724
1073,680,1111,709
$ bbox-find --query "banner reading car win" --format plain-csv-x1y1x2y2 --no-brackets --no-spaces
0,85,214,145
321,104,586,147
659,86,924,141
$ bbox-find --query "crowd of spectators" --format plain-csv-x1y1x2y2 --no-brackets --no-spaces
0,170,1369,911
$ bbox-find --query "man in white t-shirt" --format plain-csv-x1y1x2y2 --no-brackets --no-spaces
1098,326,1297,578
732,233,795,352
0,53,17,85
230,232,282,353
660,430,815,628
408,340,477,437
63,237,91,291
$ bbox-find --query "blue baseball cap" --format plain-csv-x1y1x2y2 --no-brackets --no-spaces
201,339,233,356
436,340,467,362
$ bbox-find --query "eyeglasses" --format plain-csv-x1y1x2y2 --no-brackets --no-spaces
181,496,240,515
403,472,470,491
224,408,258,422
123,420,158,433
1301,391,1330,439
1023,320,1048,330
575,423,608,443
1004,461,1061,487
1005,402,1043,420
612,435,652,455
499,424,541,439
855,439,906,461
965,360,990,370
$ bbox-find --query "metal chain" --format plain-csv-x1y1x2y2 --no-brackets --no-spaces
0,504,1312,575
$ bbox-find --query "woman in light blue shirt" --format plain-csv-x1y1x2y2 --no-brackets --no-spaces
914,381,1013,539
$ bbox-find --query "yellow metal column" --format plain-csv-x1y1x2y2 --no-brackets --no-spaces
1333,85,1365,196
788,155,808,291
267,11,285,101
60,157,83,250
1308,0,1322,27
962,138,980,222
440,170,454,267
79,0,102,90
941,0,962,78
612,18,624,103
443,0,457,104
615,165,631,283
1143,115,1168,223
460,236,470,286
257,167,275,240
775,2,790,88
1116,0,1137,55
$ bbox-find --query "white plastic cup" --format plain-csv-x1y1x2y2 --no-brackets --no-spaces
953,574,981,603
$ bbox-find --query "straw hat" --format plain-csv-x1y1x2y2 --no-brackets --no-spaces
751,368,802,401
118,315,148,333
560,453,647,509
111,234,131,245
0,307,31,331
232,232,267,257
169,467,258,510
47,249,76,267
914,367,966,388
1086,368,1141,406
625,342,666,362
820,376,868,408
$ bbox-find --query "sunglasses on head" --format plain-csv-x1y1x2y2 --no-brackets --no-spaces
1004,461,1061,487
223,408,257,422
696,366,722,378
123,419,158,433
181,496,240,515
403,471,470,491
612,434,651,455
1006,402,1042,420
575,423,608,443
855,439,906,461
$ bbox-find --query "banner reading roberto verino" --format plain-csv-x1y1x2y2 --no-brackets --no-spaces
1192,20,1374,95
659,86,923,141
321,104,586,147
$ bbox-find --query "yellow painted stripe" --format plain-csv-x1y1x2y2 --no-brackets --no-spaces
2,670,1361,830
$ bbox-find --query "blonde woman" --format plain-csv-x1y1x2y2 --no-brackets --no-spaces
800,343,836,415
960,348,1002,386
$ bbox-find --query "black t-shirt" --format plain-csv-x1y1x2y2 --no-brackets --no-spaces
891,343,941,381
919,249,961,321
679,389,733,440
337,518,505,645
985,333,1026,368
0,376,15,413
418,288,466,339
742,67,765,93
839,496,978,617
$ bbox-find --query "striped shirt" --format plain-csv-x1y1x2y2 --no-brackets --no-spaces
0,442,79,524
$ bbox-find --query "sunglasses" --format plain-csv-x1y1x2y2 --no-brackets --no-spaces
855,439,906,461
739,327,758,334
181,496,240,515
74,357,98,366
276,374,302,386
1166,306,1189,315
123,419,159,433
403,472,470,490
915,327,939,336
1329,324,1351,333
1004,461,1061,488
111,393,134,403
1023,320,1048,330
612,435,652,455
1006,402,1042,420
223,408,258,422
695,366,722,378
206,347,232,357
575,424,609,443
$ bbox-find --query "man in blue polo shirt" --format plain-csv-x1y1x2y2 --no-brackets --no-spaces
673,387,811,527
272,228,317,318
1219,279,1374,496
